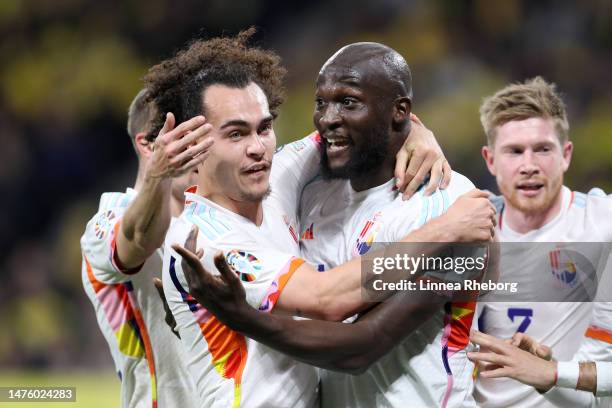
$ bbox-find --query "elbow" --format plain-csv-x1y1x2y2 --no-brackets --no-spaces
317,295,351,322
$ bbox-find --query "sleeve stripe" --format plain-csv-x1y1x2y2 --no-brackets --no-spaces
258,257,305,313
585,325,612,344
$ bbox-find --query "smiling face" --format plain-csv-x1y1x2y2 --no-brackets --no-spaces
313,57,395,180
197,82,276,203
482,117,573,214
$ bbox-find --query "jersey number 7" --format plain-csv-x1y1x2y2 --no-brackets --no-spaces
507,307,533,333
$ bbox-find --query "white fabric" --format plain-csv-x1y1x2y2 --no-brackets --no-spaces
81,188,198,408
299,171,479,408
162,134,321,407
475,187,612,408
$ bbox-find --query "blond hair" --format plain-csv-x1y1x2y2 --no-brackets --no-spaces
480,76,569,146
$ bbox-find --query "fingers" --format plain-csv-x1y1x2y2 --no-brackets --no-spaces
170,115,207,138
158,112,176,139
478,366,511,379
394,148,411,188
470,330,507,354
409,113,423,125
403,157,434,199
422,157,444,197
170,122,213,154
172,242,207,291
440,159,452,188
537,344,553,361
466,189,491,199
400,151,425,194
467,351,507,366
153,278,165,301
153,278,180,339
213,252,241,289
171,136,213,169
184,226,199,253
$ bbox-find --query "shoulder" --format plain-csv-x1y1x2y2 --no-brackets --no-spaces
444,171,476,196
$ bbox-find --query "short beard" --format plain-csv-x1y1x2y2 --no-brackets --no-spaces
320,124,390,180
239,185,272,203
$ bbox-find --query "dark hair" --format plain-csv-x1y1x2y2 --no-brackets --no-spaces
144,28,286,141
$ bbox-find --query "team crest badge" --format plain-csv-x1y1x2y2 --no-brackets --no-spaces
94,210,116,240
225,250,262,282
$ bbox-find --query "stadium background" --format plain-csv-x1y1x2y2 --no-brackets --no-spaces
0,1,610,406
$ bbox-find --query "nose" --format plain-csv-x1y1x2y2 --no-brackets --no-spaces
519,150,540,177
246,133,265,159
318,103,342,131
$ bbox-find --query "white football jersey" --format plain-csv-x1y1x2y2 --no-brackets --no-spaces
299,171,479,408
81,188,198,408
162,134,321,407
475,186,612,408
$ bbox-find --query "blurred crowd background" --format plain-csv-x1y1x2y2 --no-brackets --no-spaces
1,0,611,377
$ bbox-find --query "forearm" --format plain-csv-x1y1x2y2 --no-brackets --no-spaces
116,175,172,269
319,222,454,321
224,284,444,374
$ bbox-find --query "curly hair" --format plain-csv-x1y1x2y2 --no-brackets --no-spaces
143,28,286,141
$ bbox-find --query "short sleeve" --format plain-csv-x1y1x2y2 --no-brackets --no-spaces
80,192,137,284
269,132,322,221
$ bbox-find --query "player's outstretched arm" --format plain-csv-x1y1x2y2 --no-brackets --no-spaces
395,113,452,200
172,232,447,374
115,113,213,270
272,188,496,322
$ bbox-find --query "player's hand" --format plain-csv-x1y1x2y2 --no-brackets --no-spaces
394,113,451,200
153,278,180,339
509,332,553,361
437,189,497,242
468,330,557,392
171,227,250,324
147,113,214,179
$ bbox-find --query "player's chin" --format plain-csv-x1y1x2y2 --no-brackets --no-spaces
240,182,271,202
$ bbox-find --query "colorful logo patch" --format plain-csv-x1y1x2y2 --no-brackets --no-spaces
354,211,383,256
225,250,262,282
283,215,299,244
301,223,314,240
94,210,116,239
549,248,578,288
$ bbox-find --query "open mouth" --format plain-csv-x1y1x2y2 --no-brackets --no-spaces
325,136,352,155
243,163,270,177
516,182,544,196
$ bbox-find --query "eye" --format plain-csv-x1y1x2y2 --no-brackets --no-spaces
259,121,273,135
315,98,325,110
229,131,242,140
342,97,356,106
537,146,551,153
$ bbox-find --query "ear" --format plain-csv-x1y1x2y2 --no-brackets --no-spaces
392,97,411,124
482,145,496,176
134,132,154,159
561,141,573,172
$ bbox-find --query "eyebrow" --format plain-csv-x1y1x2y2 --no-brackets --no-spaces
219,115,273,130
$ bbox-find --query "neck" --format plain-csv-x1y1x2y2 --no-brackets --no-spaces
349,136,401,191
198,182,263,225
133,161,147,192
503,189,564,234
